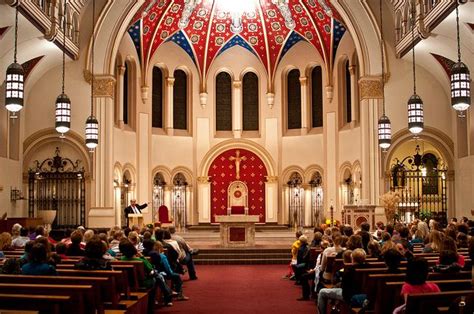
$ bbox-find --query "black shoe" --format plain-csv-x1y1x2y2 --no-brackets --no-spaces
189,276,198,280
297,297,310,301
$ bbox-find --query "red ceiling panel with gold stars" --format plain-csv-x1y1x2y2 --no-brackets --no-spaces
129,0,346,87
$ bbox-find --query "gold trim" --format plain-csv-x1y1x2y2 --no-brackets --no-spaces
265,176,278,183
359,77,383,99
83,70,116,98
197,176,210,184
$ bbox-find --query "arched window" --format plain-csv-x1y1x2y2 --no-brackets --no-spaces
123,62,130,125
242,72,259,131
152,67,164,128
173,69,188,130
343,60,352,124
287,172,304,227
311,66,323,128
172,173,188,229
310,171,323,226
287,69,301,130
215,72,232,131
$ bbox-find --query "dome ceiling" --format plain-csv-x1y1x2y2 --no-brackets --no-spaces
128,0,347,88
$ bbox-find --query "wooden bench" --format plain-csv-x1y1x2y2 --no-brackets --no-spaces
406,290,474,313
0,294,71,314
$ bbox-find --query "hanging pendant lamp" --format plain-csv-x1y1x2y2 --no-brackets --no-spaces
55,0,71,136
5,6,24,117
377,0,391,150
450,3,470,115
407,2,423,135
85,0,99,150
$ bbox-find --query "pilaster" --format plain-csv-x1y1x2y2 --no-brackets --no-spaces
232,80,242,138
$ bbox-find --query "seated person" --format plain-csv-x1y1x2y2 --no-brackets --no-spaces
119,239,173,311
393,257,440,313
383,248,403,273
292,235,310,284
12,228,30,248
440,237,464,267
169,226,198,280
55,242,68,260
66,231,85,256
75,236,112,270
155,229,182,274
149,241,189,301
317,248,369,313
21,243,57,275
431,250,462,273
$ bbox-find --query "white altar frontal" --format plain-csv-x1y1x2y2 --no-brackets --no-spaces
215,215,260,247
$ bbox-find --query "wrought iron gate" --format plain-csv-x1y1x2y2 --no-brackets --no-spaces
389,145,447,222
28,147,85,228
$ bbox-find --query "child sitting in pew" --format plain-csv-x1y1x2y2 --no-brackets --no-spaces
21,242,57,276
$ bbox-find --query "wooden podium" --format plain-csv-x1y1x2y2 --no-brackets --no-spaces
215,215,259,247
128,214,144,228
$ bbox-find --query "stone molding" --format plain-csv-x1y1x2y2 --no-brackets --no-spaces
359,77,383,99
83,70,116,98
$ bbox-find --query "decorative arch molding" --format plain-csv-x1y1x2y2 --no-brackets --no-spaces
23,128,91,175
303,164,325,183
171,166,194,186
113,162,123,183
383,127,455,172
239,67,260,81
281,166,305,185
122,163,137,184
304,62,327,78
199,139,276,178
212,68,235,81
339,161,353,183
151,165,172,184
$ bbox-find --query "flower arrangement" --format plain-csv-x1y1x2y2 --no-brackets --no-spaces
379,191,401,224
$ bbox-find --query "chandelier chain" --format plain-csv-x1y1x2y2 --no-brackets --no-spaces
90,0,95,116
455,3,461,62
411,0,416,94
62,0,67,94
14,6,19,63
379,0,385,115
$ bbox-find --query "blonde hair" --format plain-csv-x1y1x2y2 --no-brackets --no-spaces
128,231,139,244
0,232,12,250
83,230,95,243
351,248,366,264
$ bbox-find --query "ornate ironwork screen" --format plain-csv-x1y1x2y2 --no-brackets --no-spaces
28,147,85,228
288,172,304,228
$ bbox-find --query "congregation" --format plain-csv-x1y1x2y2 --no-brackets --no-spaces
0,223,198,313
285,217,474,313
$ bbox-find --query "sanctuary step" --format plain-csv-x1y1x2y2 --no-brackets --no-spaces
192,248,290,265
187,224,291,232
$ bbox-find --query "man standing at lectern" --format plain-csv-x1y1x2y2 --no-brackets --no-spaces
124,199,148,227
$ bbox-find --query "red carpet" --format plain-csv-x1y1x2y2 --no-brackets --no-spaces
157,265,315,314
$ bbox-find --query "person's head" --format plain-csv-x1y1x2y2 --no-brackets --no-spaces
155,229,165,242
84,236,106,259
441,236,458,254
299,235,308,245
312,232,323,246
163,230,172,240
342,249,353,264
83,229,95,243
381,232,391,242
153,241,164,253
406,257,429,285
439,250,458,266
429,230,444,251
55,242,67,255
98,233,109,245
376,221,384,230
11,223,22,237
128,231,140,245
24,240,35,255
451,217,458,223
70,230,83,245
35,226,45,237
168,226,176,234
19,228,28,237
130,199,137,206
351,248,366,264
367,240,381,257
414,229,424,240
333,235,343,247
342,225,354,237
30,243,48,263
143,231,152,240
385,224,394,236
119,239,137,258
360,222,370,232
456,223,469,235
398,226,410,239
384,248,403,270
0,232,12,250
340,235,349,248
1,258,21,274
461,217,468,224
295,231,303,239
397,239,410,254
113,230,124,241
347,234,362,250
456,233,468,248
142,238,155,252
35,237,51,253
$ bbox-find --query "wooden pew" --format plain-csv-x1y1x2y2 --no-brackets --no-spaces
0,283,97,314
406,290,474,313
0,294,71,314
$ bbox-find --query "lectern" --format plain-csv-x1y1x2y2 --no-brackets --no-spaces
128,213,144,228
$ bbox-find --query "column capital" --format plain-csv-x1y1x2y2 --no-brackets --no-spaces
83,70,116,98
265,175,278,183
233,80,242,88
348,65,357,76
117,65,126,75
358,76,383,100
299,76,308,86
197,176,210,184
167,77,175,86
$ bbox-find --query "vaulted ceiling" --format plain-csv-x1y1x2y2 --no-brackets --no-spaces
127,0,347,84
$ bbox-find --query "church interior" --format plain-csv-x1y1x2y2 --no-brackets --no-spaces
0,0,473,313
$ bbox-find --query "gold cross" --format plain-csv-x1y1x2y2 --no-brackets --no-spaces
229,150,247,180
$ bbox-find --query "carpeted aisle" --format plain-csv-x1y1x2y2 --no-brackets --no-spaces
157,265,315,314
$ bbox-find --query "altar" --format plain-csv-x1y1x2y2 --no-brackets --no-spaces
215,215,260,247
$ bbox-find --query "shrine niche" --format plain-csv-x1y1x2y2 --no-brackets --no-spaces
208,148,267,223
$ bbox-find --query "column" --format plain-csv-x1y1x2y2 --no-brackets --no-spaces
165,77,175,135
349,65,357,123
197,176,211,223
232,80,242,138
164,185,172,217
303,184,312,227
117,65,125,127
300,76,308,134
88,76,116,228
265,176,278,223
359,77,383,205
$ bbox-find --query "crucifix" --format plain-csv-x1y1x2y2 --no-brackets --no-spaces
229,150,247,180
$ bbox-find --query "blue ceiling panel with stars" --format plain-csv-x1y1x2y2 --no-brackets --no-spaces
128,20,142,62
217,36,258,59
166,31,197,66
332,19,346,62
279,31,306,63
